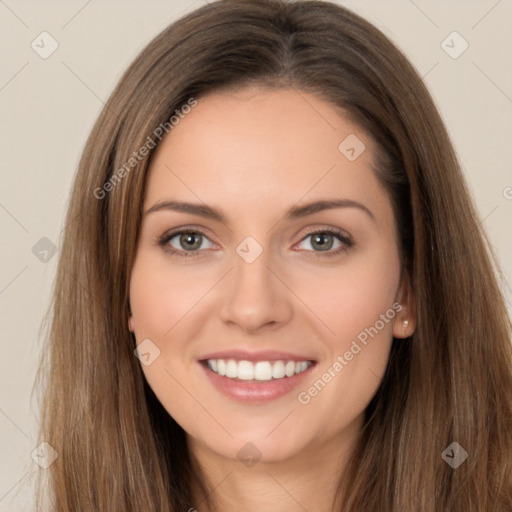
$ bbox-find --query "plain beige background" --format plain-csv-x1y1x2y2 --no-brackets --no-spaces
1,0,511,509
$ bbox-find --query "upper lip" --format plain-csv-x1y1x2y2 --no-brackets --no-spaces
198,349,316,363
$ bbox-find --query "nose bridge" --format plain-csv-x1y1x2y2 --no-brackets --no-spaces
219,236,292,331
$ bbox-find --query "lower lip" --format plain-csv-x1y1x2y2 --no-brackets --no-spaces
199,361,316,404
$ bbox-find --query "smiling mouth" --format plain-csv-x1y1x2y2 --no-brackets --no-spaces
201,358,315,382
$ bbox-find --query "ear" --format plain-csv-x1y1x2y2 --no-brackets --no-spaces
127,298,136,332
393,270,416,339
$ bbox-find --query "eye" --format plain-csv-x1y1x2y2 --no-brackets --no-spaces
295,228,353,258
158,229,215,257
158,226,353,259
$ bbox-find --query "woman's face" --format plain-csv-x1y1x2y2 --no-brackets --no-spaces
129,86,414,464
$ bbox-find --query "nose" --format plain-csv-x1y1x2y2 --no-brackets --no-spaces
218,246,293,334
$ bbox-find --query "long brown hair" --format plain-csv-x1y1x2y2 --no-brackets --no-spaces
34,0,512,510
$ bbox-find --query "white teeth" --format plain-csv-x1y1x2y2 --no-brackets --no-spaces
225,359,238,378
254,361,272,380
217,359,226,376
285,361,295,377
272,361,285,379
238,360,254,380
206,359,312,381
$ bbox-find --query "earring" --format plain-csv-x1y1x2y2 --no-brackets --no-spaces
403,320,409,327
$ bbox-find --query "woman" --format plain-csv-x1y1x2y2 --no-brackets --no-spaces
35,0,512,510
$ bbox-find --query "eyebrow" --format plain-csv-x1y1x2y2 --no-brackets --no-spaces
144,198,375,224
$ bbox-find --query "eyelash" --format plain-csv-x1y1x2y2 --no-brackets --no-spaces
157,227,353,259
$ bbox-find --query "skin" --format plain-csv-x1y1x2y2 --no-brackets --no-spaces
129,86,415,512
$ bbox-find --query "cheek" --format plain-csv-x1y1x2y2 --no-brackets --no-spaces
299,247,399,393
129,255,203,418
129,254,212,337
301,248,400,414
307,247,401,345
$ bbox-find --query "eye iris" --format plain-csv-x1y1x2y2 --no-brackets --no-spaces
180,232,202,250
311,233,334,251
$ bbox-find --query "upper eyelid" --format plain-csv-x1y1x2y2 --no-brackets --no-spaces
160,226,217,245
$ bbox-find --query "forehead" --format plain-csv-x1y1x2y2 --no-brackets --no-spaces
144,87,389,222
